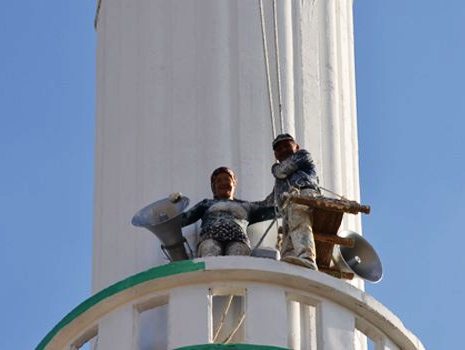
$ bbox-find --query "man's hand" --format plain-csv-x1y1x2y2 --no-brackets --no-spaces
272,155,299,179
169,192,182,203
272,163,289,179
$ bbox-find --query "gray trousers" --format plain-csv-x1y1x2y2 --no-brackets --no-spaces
198,239,251,257
280,189,317,263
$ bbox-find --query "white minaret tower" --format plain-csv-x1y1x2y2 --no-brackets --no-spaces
38,1,424,350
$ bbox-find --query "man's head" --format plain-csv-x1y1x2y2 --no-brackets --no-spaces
210,166,237,199
272,133,299,162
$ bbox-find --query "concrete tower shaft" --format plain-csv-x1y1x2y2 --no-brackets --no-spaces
93,0,362,292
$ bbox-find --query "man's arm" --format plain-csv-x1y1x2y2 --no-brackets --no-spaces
253,190,275,207
272,149,315,179
249,204,279,225
181,199,208,227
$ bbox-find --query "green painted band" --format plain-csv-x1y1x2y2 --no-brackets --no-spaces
176,344,290,350
36,260,205,350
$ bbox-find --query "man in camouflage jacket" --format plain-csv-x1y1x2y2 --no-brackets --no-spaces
264,134,320,270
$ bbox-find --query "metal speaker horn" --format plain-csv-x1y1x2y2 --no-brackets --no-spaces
336,230,383,283
131,195,191,262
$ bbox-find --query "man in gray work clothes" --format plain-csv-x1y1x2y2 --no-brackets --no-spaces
265,134,320,270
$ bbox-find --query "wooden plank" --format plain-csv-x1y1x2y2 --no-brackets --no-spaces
314,234,354,247
312,209,343,235
287,194,370,214
315,240,334,268
312,210,343,267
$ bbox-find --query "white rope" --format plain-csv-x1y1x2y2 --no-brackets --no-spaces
212,295,234,342
319,186,346,200
252,218,277,251
259,0,277,139
223,312,246,344
272,0,285,134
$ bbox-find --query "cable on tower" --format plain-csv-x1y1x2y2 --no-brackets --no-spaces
212,295,235,343
259,0,277,139
272,0,285,134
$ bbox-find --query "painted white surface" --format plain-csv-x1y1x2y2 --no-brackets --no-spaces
96,305,137,350
287,295,318,350
137,302,168,350
43,257,424,350
318,301,355,350
168,286,210,349
287,299,301,349
246,284,288,347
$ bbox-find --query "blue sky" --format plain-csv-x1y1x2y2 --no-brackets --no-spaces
356,2,465,349
1,1,463,349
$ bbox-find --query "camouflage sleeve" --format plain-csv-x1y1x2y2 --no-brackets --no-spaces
297,150,319,187
248,204,278,225
248,192,280,224
181,199,209,227
271,160,297,179
272,149,316,180
253,190,275,207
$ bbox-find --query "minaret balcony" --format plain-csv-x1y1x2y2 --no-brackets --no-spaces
37,257,424,350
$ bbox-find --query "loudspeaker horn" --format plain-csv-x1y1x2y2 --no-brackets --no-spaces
131,194,191,262
335,230,383,283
